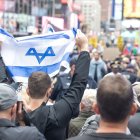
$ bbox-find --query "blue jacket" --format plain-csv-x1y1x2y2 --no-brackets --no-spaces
89,58,107,83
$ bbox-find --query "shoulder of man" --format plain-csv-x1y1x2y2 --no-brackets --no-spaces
15,126,46,140
27,103,50,133
68,134,97,140
79,115,99,136
69,133,140,140
130,135,140,140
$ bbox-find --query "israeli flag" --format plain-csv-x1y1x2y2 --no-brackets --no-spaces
1,28,77,83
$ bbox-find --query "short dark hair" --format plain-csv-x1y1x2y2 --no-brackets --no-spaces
97,75,133,122
28,71,51,99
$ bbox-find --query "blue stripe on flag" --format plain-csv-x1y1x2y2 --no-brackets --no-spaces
18,33,70,42
72,28,77,37
18,29,77,42
0,28,14,38
6,53,70,77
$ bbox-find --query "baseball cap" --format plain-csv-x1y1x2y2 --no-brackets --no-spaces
0,83,17,111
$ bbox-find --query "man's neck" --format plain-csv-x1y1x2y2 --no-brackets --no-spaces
28,98,46,111
0,113,11,120
96,119,128,134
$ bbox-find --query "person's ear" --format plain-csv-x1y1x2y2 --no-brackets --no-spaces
80,102,85,111
47,85,53,97
11,104,17,121
92,102,100,114
130,102,138,116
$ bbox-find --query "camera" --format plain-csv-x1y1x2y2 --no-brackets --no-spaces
16,83,31,126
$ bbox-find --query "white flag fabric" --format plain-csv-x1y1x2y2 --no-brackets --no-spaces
0,28,77,83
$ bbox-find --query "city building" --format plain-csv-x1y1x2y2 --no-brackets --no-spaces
99,0,110,22
0,0,63,33
99,0,111,32
75,0,101,33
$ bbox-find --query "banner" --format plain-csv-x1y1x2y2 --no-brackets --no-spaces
123,0,140,18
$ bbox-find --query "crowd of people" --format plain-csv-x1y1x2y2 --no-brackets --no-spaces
0,30,140,140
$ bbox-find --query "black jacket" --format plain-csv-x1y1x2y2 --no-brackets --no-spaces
121,70,137,84
50,73,72,101
128,109,140,137
0,119,45,140
68,133,140,140
50,75,97,102
28,51,90,140
0,56,8,83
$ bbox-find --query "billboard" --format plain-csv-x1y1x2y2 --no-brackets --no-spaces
123,0,140,18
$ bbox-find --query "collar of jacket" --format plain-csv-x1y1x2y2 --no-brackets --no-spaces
79,111,94,118
0,118,15,127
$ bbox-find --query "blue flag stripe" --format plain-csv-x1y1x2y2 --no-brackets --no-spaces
0,28,14,38
6,53,70,77
17,33,70,42
17,28,77,42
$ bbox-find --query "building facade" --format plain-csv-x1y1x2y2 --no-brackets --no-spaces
75,0,101,33
99,0,110,22
0,0,63,33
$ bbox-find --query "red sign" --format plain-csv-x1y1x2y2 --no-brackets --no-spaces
61,0,67,4
0,1,5,11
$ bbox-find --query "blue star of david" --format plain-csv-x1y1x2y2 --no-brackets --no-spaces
26,47,55,64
